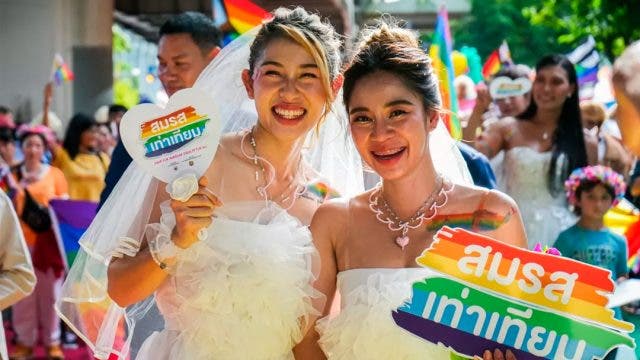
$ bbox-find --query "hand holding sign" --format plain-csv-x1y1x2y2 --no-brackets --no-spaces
170,176,222,249
489,77,532,99
120,88,221,200
120,88,222,241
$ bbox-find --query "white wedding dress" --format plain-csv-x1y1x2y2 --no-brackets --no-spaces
317,268,454,360
500,147,575,249
135,201,319,360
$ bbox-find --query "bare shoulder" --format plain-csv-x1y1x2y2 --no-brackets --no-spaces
499,116,519,128
311,197,350,229
448,183,520,220
464,186,527,248
483,116,514,136
480,188,519,215
311,191,371,238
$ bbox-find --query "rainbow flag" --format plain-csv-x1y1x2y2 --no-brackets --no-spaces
482,41,512,80
481,50,501,79
429,6,461,140
213,0,271,45
51,53,74,86
49,199,97,269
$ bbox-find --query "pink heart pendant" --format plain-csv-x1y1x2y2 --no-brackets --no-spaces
395,236,410,250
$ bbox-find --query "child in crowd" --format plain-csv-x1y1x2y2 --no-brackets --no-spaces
554,165,628,359
555,165,628,283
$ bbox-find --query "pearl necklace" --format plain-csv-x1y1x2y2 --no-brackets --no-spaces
368,176,453,250
242,129,305,207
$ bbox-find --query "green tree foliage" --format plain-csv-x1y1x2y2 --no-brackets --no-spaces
451,0,568,66
524,0,640,59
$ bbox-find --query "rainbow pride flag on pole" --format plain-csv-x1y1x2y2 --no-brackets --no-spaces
429,6,461,140
49,199,97,269
50,53,74,86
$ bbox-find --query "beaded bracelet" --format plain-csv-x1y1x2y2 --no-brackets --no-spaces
148,230,181,274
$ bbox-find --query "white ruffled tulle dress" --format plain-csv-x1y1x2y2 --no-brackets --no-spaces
500,147,576,249
135,201,319,360
317,268,455,360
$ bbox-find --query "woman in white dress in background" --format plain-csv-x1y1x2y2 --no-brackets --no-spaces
467,54,597,249
295,22,528,360
57,7,362,360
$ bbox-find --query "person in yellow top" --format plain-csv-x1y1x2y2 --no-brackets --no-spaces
51,113,110,201
41,83,110,202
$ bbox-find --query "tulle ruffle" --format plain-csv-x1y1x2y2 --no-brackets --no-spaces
137,201,321,359
317,269,452,360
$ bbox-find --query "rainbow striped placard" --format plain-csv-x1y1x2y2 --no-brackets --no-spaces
394,277,634,360
418,227,631,331
392,226,635,359
139,106,210,158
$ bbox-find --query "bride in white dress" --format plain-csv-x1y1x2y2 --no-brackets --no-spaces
294,23,528,360
55,7,363,360
466,54,597,249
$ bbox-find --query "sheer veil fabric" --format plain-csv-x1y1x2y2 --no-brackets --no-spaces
55,24,469,359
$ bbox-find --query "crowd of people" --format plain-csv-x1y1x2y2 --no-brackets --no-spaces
0,5,639,360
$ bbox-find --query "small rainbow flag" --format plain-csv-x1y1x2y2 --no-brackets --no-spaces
481,50,501,79
51,53,74,86
429,6,461,140
482,41,512,80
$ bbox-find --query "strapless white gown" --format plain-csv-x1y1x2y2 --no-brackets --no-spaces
317,268,454,360
135,202,319,360
501,147,576,249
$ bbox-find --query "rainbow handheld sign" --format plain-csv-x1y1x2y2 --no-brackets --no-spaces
120,88,221,201
393,227,635,360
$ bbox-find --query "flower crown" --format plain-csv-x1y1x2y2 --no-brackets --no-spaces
564,165,626,206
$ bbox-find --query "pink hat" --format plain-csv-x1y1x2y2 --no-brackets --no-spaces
16,124,56,145
0,113,15,129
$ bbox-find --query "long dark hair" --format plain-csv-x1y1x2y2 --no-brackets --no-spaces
519,54,588,194
63,113,97,159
